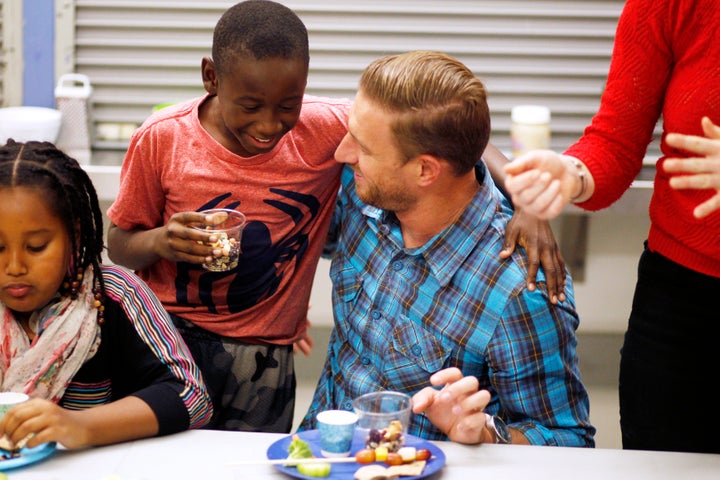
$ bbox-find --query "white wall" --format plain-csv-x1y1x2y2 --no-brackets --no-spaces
572,213,649,333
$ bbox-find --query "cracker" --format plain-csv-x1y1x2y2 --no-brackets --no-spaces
387,460,427,477
353,460,427,480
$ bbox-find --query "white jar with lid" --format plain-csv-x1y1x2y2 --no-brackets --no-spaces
510,105,551,159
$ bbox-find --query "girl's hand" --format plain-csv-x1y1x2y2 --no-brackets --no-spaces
664,116,720,218
0,398,90,450
504,151,587,219
0,397,158,449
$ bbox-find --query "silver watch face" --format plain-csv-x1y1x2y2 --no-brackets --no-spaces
489,415,511,444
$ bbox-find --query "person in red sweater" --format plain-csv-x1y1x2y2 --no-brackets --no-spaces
503,0,720,454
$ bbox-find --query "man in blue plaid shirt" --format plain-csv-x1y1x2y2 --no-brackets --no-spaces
299,51,595,447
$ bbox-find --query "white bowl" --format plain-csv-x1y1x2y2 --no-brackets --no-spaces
0,106,63,145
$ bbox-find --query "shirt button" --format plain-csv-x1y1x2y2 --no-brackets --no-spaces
392,261,403,271
361,356,371,365
343,401,353,410
411,345,422,356
371,310,381,320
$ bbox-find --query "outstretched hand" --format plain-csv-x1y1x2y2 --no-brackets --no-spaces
664,116,720,218
411,368,493,444
500,209,567,303
504,151,581,219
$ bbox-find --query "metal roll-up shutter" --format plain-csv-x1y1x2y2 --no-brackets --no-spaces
69,1,654,158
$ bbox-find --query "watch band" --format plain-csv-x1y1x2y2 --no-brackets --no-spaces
485,414,512,444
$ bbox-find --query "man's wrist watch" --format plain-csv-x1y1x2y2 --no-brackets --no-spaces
485,414,512,444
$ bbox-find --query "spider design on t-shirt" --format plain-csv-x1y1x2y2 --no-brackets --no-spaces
174,188,320,313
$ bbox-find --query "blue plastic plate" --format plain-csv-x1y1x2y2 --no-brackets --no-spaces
266,430,445,480
0,442,57,472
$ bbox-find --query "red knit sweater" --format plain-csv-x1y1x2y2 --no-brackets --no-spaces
565,0,720,277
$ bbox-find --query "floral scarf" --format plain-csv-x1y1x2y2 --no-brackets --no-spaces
0,267,101,402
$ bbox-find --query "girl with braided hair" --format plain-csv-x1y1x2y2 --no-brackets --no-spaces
0,140,212,449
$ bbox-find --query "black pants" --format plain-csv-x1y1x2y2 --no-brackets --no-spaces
619,245,720,453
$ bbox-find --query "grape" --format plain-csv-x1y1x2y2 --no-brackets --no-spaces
384,453,404,466
368,429,383,444
415,448,432,461
355,449,376,464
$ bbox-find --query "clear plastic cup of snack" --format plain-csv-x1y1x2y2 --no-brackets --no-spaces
352,391,412,452
193,208,246,271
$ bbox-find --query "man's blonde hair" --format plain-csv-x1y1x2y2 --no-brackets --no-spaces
359,50,491,175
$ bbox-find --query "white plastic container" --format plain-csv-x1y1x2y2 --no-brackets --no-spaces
0,106,62,144
55,73,93,165
510,105,551,159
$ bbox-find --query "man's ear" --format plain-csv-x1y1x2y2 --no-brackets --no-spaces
201,57,219,95
415,154,443,187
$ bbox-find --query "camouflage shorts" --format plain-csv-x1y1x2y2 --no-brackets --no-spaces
171,315,295,432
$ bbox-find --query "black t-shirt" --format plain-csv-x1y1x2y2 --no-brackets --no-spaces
61,298,190,435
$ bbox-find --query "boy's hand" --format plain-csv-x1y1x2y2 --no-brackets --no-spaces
158,211,218,264
293,318,315,356
500,209,567,304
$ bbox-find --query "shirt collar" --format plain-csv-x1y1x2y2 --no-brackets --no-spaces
367,163,506,287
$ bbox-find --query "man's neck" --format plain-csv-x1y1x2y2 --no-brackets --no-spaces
397,172,480,249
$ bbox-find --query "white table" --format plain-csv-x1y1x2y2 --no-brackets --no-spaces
5,430,720,480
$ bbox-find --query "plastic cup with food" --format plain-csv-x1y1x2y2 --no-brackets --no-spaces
352,391,412,453
192,209,246,272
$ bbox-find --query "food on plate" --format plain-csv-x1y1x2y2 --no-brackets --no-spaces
365,420,404,452
354,464,393,480
0,449,20,462
386,460,427,477
287,434,314,460
374,445,388,461
355,448,376,464
354,461,427,480
0,433,32,457
355,446,431,466
286,434,331,477
384,452,403,466
281,433,431,478
397,447,418,463
297,462,332,477
0,435,14,452
413,448,431,461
